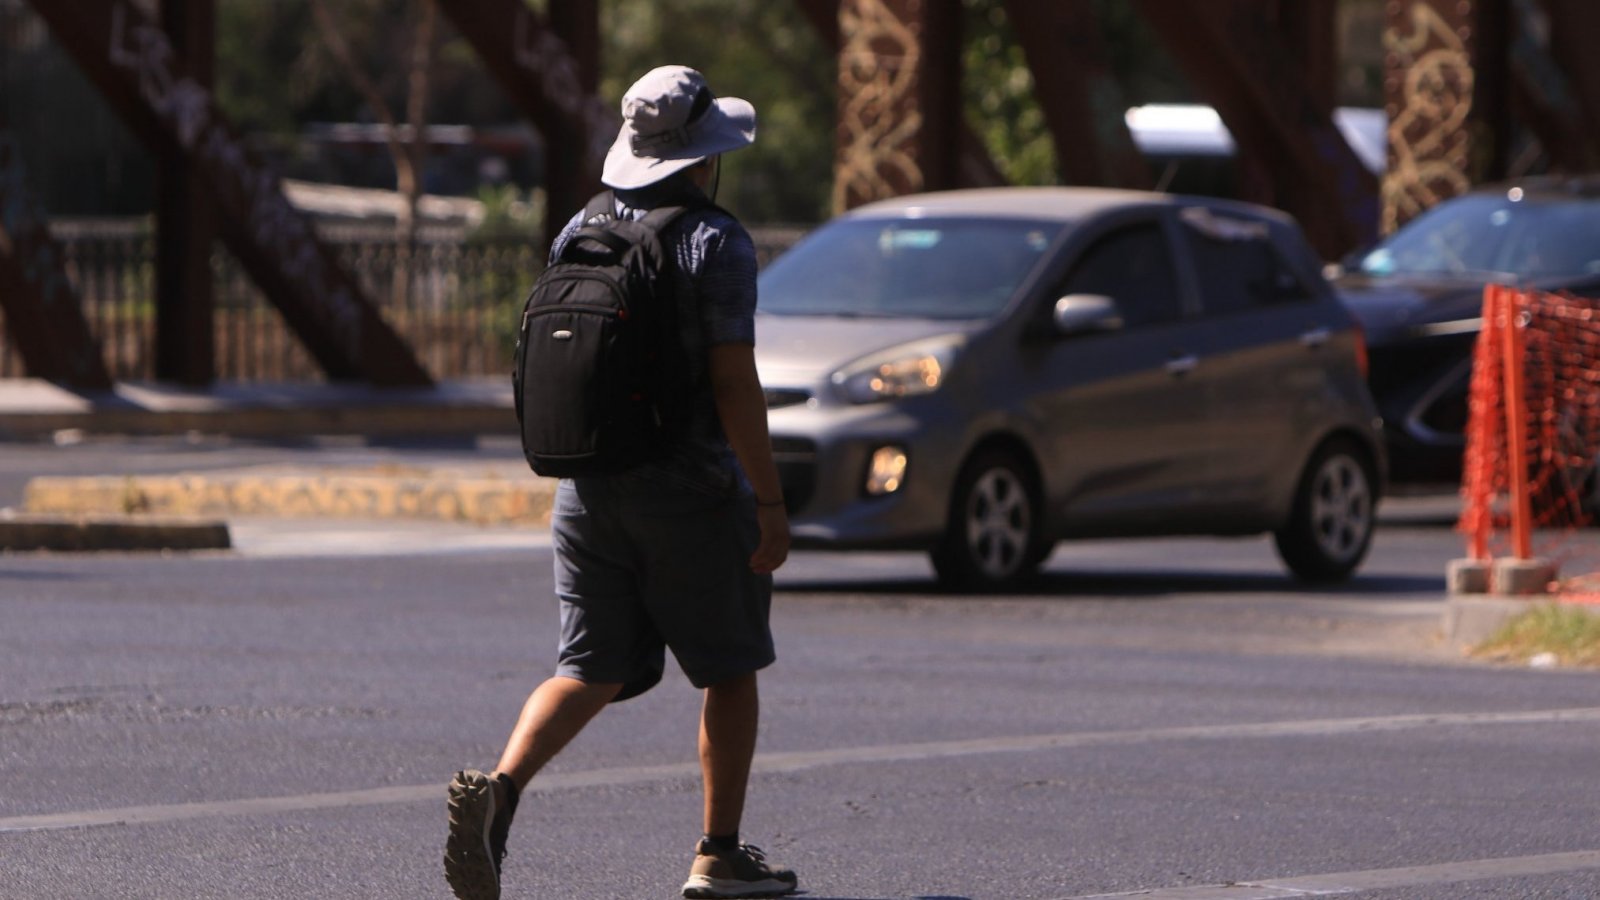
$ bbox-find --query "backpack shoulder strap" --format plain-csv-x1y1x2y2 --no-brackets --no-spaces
554,191,627,264
582,190,616,223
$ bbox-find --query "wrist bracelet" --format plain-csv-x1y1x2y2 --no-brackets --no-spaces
756,497,785,508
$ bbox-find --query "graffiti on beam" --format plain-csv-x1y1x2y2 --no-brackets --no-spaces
835,0,924,211
511,9,615,163
105,5,362,354
1383,3,1475,233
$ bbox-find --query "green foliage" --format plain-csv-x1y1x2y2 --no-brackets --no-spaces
1473,603,1600,668
205,0,1200,222
959,0,1196,188
1090,0,1194,105
215,1,308,134
216,0,518,136
961,0,1056,186
601,0,836,224
468,185,543,243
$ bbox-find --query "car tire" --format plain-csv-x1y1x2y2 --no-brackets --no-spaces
930,449,1044,591
1274,438,1377,583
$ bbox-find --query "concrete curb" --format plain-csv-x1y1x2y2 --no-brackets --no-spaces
0,514,231,552
23,471,557,527
1442,594,1542,649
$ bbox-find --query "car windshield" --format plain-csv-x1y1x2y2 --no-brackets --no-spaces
759,217,1062,319
1360,194,1600,279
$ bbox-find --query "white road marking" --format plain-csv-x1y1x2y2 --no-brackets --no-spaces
3,706,1598,834
1061,849,1600,898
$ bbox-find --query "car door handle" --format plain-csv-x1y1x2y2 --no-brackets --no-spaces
1299,328,1331,348
1164,354,1199,376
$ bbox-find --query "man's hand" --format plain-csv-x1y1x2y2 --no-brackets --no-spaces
750,504,790,574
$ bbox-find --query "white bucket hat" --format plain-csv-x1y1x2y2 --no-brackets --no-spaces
601,66,757,190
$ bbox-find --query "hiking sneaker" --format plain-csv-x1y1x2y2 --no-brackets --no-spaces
681,839,798,898
444,769,513,900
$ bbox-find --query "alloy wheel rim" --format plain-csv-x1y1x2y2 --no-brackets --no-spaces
964,468,1031,579
1309,455,1371,562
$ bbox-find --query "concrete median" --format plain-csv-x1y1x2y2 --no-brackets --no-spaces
0,512,231,552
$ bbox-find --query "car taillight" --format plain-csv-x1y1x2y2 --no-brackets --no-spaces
1352,321,1370,379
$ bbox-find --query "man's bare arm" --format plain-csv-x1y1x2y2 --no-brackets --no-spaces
709,342,789,574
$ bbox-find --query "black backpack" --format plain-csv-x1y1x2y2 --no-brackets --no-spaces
512,191,699,477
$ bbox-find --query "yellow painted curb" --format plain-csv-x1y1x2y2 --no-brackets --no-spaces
23,473,557,527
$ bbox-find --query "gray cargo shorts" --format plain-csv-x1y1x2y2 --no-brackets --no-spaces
550,471,775,702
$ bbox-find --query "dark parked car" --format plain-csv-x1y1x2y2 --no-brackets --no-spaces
1333,176,1600,484
756,188,1386,589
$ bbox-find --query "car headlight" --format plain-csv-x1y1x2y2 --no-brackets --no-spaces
831,335,964,405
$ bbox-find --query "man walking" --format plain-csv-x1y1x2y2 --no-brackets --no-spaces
444,66,798,900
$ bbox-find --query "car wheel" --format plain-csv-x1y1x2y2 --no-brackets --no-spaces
930,450,1043,591
1274,439,1377,583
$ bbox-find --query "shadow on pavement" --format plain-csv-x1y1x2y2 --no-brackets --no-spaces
778,570,1444,598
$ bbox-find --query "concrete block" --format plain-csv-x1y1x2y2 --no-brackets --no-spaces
1493,557,1558,596
1447,558,1492,594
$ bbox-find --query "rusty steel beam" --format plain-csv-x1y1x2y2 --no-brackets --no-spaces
793,0,841,49
798,0,1003,190
1134,0,1378,258
1508,0,1595,172
0,132,114,389
1002,0,1147,189
1539,0,1600,163
835,0,964,211
155,0,215,386
1277,0,1339,110
542,2,600,238
437,0,612,241
1472,0,1513,183
28,0,431,386
1381,0,1512,232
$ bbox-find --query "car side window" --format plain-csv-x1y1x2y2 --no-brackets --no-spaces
1057,224,1182,328
1182,210,1313,315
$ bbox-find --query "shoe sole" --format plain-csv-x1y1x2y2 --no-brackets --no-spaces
444,770,500,900
682,874,799,898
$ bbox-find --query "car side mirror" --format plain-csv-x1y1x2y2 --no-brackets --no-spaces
1053,293,1124,336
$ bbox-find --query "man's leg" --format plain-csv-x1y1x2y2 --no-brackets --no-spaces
699,671,758,836
684,671,796,897
497,675,622,789
445,676,620,900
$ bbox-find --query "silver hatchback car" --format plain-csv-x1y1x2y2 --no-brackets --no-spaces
755,188,1386,589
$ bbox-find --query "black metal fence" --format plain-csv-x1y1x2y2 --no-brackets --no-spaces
0,219,805,383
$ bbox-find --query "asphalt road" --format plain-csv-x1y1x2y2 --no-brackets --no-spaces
5,508,1600,899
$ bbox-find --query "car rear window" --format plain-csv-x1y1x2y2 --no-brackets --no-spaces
1181,208,1313,315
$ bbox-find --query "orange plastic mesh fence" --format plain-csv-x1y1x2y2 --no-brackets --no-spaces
1458,285,1600,600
